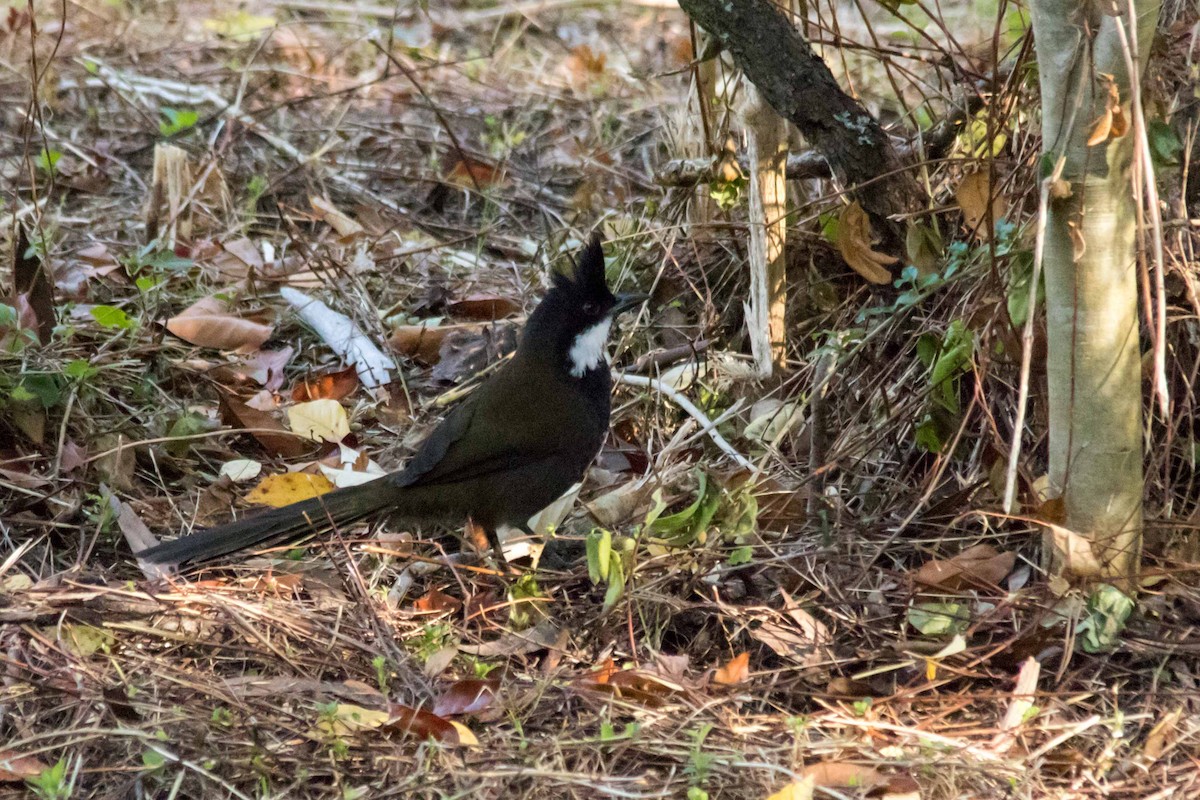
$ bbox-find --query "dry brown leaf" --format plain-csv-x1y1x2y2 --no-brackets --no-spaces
167,296,273,354
244,472,335,507
447,294,522,321
0,749,49,782
1044,522,1104,577
955,171,1007,240
1141,706,1184,763
310,195,363,237
219,393,311,459
565,43,606,78
390,322,481,365
912,543,1016,591
413,588,461,613
713,651,750,685
801,762,884,791
432,679,498,717
457,619,561,657
1087,108,1114,147
382,703,460,744
835,202,896,284
292,366,359,402
445,157,505,190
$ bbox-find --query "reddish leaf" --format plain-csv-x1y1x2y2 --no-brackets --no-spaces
413,588,461,613
447,294,521,321
0,749,48,782
219,393,311,459
713,652,750,685
445,157,505,189
432,679,498,717
382,703,458,743
292,366,360,402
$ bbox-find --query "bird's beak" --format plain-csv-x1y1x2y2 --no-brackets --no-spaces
612,292,649,315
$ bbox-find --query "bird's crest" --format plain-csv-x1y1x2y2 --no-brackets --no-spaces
552,234,606,295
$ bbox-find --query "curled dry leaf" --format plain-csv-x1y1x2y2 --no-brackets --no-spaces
713,651,750,685
1044,522,1104,577
292,366,359,402
955,171,1007,240
167,295,273,354
912,543,1016,591
835,201,897,284
413,588,461,613
244,472,335,507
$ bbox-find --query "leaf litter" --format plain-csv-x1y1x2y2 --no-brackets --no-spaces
1,1,1198,799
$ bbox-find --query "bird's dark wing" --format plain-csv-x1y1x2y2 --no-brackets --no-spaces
394,362,590,489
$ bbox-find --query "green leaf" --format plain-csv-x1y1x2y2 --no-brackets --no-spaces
35,148,62,175
1148,119,1182,167
727,545,753,566
166,413,216,457
27,757,68,800
64,359,98,382
586,529,611,584
159,107,199,137
1077,584,1134,653
91,305,135,330
906,602,969,636
141,749,166,771
19,374,62,409
602,556,625,612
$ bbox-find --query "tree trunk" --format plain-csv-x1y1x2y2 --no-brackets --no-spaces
1030,0,1160,584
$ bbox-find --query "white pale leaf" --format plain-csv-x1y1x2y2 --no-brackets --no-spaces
288,399,350,442
219,458,263,482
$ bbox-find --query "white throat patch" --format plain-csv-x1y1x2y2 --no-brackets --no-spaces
568,317,612,378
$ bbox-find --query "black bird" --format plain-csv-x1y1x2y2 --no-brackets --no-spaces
138,236,645,569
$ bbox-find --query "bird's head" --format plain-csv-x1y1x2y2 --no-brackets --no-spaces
523,235,646,378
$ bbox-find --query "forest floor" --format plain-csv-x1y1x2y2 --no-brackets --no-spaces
2,1,1199,798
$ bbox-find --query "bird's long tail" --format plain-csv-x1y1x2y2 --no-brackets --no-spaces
138,479,395,568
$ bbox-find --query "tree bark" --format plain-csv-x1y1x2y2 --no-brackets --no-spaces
1031,0,1160,583
678,0,924,223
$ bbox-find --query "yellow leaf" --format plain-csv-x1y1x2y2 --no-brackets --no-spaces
835,202,897,284
288,399,350,442
313,703,389,737
244,472,335,507
449,721,479,747
766,776,814,800
202,10,275,39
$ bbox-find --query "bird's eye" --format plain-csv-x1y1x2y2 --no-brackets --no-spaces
582,301,599,315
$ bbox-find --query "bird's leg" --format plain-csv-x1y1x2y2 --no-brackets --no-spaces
464,517,509,572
